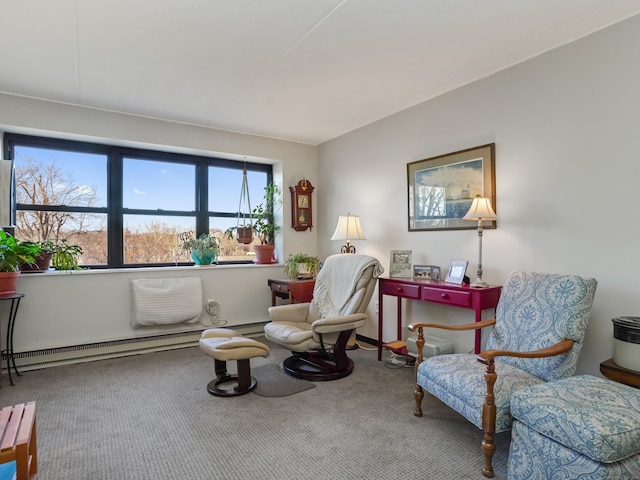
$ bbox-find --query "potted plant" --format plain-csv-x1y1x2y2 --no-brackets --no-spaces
20,240,56,273
51,240,84,271
284,253,320,279
251,182,282,264
179,232,220,266
0,231,40,294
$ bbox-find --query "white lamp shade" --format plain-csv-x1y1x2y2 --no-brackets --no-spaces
463,197,497,221
330,214,366,241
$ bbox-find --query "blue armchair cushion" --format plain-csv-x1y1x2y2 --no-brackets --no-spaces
511,375,640,463
487,272,597,381
418,353,544,431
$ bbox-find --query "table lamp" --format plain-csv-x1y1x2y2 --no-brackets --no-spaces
330,213,366,253
463,196,497,288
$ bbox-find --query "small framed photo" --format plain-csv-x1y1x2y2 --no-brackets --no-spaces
413,265,432,278
445,260,468,285
430,266,441,281
390,250,412,277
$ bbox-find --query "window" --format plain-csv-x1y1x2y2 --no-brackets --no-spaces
3,133,272,268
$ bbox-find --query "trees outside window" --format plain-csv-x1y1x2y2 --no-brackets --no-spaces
5,133,272,268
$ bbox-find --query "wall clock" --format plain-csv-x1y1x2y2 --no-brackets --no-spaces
289,179,314,231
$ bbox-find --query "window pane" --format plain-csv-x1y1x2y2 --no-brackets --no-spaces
14,146,107,207
123,158,195,211
15,213,107,265
208,167,267,213
123,215,195,264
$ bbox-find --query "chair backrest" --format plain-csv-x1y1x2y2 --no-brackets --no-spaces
486,271,597,382
307,254,382,320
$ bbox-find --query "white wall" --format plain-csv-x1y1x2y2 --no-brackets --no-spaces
317,15,640,376
0,95,319,352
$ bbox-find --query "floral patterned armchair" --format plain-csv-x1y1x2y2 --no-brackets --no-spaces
409,271,597,478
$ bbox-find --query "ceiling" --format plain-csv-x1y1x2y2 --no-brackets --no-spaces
1,1,639,146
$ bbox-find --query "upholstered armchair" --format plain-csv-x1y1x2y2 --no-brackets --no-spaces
408,271,597,478
264,253,383,381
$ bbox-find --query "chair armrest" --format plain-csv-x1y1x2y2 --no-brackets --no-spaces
477,338,574,365
268,303,311,322
409,318,496,332
409,319,497,365
312,313,367,334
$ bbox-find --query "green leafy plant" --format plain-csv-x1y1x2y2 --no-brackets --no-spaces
51,240,84,271
179,232,220,264
284,253,320,279
0,231,40,272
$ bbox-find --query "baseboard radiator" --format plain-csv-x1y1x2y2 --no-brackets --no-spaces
2,323,267,373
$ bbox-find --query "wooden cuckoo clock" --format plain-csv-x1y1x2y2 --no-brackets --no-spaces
289,179,314,231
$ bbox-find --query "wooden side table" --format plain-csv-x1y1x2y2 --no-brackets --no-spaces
600,358,640,388
267,278,315,306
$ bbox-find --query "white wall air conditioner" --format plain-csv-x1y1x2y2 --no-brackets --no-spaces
406,335,453,358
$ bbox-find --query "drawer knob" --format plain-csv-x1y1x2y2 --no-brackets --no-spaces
441,293,448,298
397,287,403,292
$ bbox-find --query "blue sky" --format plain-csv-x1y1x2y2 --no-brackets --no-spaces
15,146,267,230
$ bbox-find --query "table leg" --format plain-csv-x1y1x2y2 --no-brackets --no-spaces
4,297,22,386
377,288,383,360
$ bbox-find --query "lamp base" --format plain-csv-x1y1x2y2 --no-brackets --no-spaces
470,279,490,288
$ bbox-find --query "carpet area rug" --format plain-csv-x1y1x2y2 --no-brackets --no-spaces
252,363,316,397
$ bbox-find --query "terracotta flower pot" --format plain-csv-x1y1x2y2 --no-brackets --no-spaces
236,226,253,244
0,271,20,296
253,244,275,264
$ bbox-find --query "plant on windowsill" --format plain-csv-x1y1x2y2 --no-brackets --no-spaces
50,240,84,271
0,231,40,294
20,240,56,273
284,253,320,279
179,232,220,266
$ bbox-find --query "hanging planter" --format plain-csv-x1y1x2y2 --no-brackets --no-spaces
236,226,253,245
225,165,253,244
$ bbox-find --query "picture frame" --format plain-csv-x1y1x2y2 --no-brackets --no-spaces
413,265,432,278
407,143,496,231
413,264,441,281
390,250,412,277
430,266,441,281
445,260,468,285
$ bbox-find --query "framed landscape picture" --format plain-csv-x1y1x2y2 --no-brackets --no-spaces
407,143,496,231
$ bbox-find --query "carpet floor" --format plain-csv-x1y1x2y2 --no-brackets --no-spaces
0,339,509,479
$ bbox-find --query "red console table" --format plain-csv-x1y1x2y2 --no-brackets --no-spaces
377,277,502,361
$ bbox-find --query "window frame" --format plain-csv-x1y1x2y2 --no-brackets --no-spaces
3,132,273,268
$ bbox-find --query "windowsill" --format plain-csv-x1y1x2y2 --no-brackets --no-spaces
19,263,283,276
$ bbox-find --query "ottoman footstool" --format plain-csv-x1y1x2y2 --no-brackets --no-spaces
199,328,270,397
508,375,640,479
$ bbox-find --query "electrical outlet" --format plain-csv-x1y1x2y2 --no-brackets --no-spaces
206,299,219,316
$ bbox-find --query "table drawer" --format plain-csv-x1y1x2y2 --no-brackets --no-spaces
422,288,471,308
381,282,421,299
270,283,290,294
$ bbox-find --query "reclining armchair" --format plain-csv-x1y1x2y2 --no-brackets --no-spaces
264,253,383,381
409,271,597,478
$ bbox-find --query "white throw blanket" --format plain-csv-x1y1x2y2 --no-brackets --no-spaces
312,254,384,318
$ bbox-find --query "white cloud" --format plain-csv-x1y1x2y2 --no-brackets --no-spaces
133,188,146,195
